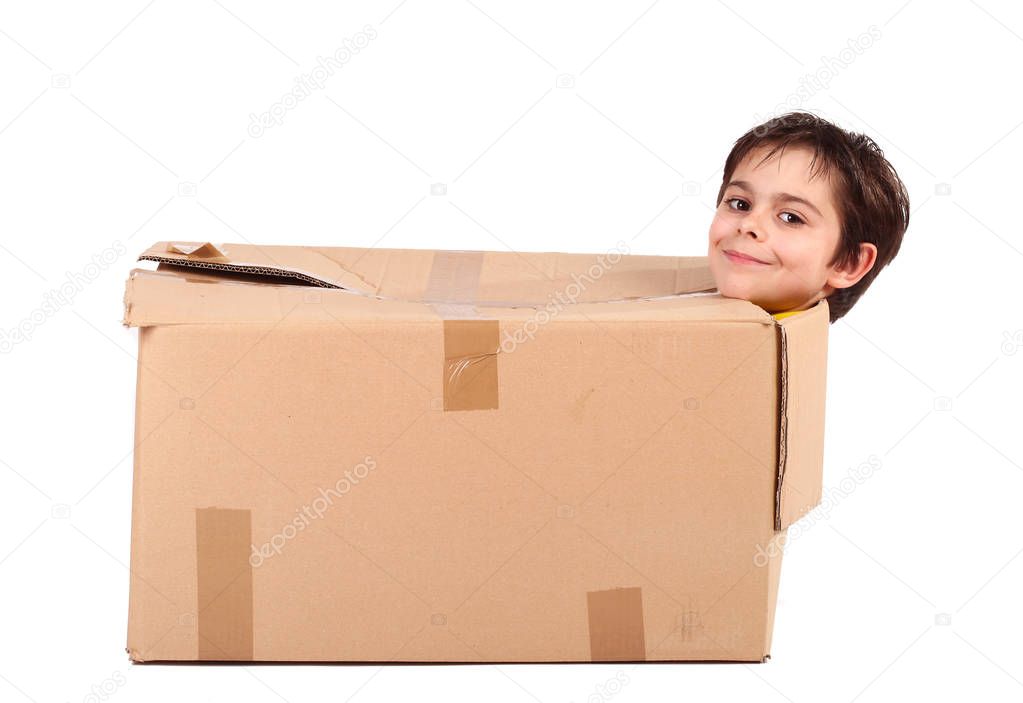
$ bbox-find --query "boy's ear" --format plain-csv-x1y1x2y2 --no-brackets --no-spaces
827,242,877,291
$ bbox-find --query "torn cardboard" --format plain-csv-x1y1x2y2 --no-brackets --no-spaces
123,241,828,663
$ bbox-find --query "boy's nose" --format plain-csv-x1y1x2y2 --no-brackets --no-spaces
739,210,769,240
739,224,767,240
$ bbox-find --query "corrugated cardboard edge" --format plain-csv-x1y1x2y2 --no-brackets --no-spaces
138,254,342,289
774,299,829,531
121,270,136,327
137,241,381,293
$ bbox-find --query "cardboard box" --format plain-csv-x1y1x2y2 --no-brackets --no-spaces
122,240,828,663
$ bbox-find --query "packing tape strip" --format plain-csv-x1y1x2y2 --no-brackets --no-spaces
423,249,486,309
425,251,500,412
195,507,254,660
586,586,647,661
443,319,500,411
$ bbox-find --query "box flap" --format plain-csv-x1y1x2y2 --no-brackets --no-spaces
137,241,718,305
138,241,377,292
774,298,829,530
122,267,771,327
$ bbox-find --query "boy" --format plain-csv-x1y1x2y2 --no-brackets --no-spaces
707,111,910,323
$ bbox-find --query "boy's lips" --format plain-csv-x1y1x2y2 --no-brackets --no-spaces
724,249,771,265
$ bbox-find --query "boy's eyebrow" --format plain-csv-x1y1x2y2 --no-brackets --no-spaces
726,180,824,218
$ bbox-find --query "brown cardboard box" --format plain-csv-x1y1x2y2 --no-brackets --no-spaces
122,240,828,663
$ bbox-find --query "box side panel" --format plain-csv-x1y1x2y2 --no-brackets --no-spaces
776,301,829,530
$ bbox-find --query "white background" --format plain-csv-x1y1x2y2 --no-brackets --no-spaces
2,0,1022,701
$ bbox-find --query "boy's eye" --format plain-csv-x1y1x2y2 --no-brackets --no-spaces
723,197,805,226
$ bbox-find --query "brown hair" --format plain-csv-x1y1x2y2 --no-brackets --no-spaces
715,111,910,323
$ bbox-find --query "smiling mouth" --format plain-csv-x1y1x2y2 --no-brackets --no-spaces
723,249,771,265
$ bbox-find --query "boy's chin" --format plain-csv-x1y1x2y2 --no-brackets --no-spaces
714,279,767,304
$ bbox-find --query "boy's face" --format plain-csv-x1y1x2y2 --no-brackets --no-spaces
708,144,855,314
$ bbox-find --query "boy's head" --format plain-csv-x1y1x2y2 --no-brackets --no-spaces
708,111,910,323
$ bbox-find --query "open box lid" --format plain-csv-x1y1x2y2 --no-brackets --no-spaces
137,240,719,305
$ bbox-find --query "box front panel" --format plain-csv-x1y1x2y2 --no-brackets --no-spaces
127,316,781,662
